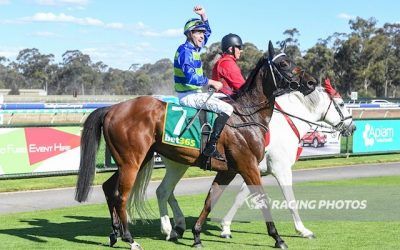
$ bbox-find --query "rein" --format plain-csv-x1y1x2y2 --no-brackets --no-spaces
223,93,269,111
273,92,353,136
226,121,269,132
224,96,270,131
322,97,353,131
274,107,333,130
220,52,314,134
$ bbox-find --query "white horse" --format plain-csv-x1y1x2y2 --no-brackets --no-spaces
155,81,356,241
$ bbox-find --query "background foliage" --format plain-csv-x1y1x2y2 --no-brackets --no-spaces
0,17,399,98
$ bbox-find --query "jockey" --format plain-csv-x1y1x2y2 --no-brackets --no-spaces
212,33,245,95
174,5,233,161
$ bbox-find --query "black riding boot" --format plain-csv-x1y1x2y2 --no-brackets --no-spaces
203,112,230,161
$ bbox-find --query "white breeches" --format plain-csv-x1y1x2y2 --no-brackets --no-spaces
179,92,233,115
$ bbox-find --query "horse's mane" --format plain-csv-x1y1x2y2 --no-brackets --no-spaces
232,56,265,99
227,56,269,129
289,87,323,113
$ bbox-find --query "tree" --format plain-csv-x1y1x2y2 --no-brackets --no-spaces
0,57,8,88
200,42,262,79
103,68,123,94
382,23,400,97
237,42,263,78
277,28,302,61
57,50,93,95
302,43,334,84
201,42,221,78
15,48,54,92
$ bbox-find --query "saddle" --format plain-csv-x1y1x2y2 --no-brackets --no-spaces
162,103,216,170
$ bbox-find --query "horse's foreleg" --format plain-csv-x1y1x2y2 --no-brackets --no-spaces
240,166,288,249
156,158,189,241
102,171,122,246
274,169,314,238
168,192,186,238
220,181,250,238
192,170,236,248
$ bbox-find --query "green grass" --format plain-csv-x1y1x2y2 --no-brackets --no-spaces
297,175,400,186
0,176,399,249
1,153,400,193
293,153,400,170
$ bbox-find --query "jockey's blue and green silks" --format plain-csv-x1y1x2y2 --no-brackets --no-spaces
162,103,216,149
174,20,211,93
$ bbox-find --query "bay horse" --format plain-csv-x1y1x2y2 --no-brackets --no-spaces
156,79,356,241
75,41,317,249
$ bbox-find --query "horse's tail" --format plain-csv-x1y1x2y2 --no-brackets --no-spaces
127,156,156,223
75,106,110,202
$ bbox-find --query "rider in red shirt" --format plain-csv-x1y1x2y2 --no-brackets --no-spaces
212,33,245,96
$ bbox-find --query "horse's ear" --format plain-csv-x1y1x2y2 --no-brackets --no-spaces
268,40,275,60
281,42,287,53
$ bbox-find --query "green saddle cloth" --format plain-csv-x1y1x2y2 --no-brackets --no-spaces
162,103,217,149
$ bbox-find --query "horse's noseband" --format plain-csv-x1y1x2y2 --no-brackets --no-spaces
268,54,315,96
322,97,353,135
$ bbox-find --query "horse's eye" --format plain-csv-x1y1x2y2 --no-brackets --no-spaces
279,60,290,68
339,103,344,107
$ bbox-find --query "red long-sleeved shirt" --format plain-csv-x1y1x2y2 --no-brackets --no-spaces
212,54,245,96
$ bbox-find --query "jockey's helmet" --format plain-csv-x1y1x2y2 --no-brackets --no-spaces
221,33,243,52
184,18,207,35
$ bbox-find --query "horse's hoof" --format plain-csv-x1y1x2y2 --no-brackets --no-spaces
275,241,288,249
109,233,118,247
296,229,314,239
130,241,143,250
306,234,315,239
174,226,185,238
168,236,178,242
220,233,232,239
192,243,203,248
167,229,179,241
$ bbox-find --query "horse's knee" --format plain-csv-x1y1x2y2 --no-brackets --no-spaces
114,194,129,209
156,185,168,201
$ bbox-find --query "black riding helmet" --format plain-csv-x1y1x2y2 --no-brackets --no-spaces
221,33,243,53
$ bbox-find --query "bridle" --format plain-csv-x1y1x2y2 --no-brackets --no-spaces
321,96,353,133
274,93,353,136
225,53,317,131
225,54,312,112
267,53,313,96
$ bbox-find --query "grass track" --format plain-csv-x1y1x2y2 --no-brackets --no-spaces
1,176,399,249
1,153,400,193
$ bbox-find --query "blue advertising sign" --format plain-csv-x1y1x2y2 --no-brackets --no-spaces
353,120,400,153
